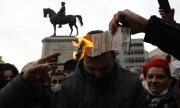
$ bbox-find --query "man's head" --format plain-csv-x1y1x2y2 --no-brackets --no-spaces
63,59,78,77
61,2,65,6
84,51,116,78
50,72,66,92
83,30,116,78
51,72,66,84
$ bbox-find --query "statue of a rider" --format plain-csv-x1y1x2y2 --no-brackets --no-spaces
57,2,66,28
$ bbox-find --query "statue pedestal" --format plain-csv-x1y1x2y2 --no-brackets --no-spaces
42,36,77,63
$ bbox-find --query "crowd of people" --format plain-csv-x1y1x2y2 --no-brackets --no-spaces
1,2,180,108
0,58,78,108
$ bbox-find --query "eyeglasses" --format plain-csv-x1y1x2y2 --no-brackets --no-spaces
51,80,63,84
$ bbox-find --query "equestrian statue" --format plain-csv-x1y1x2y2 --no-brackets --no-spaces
43,2,83,36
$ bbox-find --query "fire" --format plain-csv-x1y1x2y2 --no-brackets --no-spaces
72,35,93,60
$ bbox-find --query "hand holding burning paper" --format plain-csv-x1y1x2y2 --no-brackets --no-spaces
72,27,131,60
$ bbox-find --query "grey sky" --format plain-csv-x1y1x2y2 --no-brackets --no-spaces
0,0,179,71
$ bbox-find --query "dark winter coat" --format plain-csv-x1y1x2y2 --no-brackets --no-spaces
146,89,177,108
57,60,148,108
173,80,180,108
0,73,57,108
144,15,180,60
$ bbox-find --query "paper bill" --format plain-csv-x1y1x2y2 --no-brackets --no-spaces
73,27,131,58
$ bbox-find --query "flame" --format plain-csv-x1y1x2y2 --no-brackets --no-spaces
72,35,93,60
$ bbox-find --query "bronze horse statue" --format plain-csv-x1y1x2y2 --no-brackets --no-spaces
43,8,83,36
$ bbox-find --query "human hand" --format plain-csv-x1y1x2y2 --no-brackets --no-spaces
159,8,175,21
22,52,61,86
109,9,148,35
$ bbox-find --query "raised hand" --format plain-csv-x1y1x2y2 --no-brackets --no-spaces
109,9,148,35
22,52,61,86
159,8,175,21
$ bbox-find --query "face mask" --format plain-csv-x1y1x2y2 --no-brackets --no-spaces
51,84,62,92
170,60,180,80
142,80,148,89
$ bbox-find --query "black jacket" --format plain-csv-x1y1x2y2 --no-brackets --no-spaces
57,60,147,108
0,73,57,108
144,15,180,60
147,90,177,108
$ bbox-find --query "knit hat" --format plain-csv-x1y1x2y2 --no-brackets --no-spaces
143,59,170,78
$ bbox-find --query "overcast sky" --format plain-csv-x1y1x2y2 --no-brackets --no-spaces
0,0,179,71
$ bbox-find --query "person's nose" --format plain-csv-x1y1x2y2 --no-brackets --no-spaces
151,76,158,83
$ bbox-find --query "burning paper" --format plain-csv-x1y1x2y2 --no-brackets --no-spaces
73,27,131,60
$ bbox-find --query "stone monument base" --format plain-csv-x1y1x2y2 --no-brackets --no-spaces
42,36,77,63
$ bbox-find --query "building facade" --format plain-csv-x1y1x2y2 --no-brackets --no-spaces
147,48,167,61
116,39,147,69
